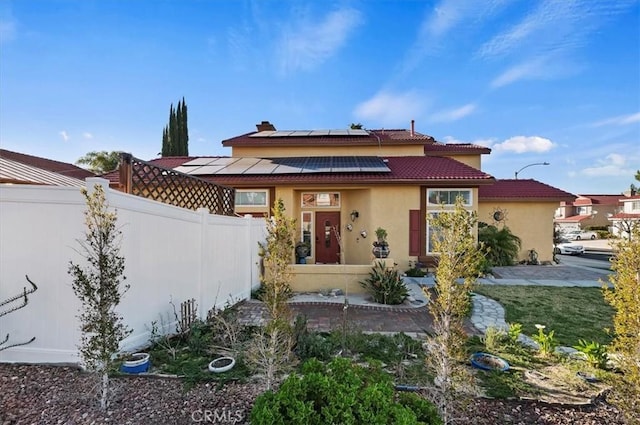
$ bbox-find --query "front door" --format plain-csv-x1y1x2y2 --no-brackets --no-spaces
315,211,341,264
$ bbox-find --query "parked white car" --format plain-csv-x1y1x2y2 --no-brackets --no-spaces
564,230,597,240
554,240,585,255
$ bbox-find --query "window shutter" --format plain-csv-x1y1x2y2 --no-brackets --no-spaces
409,210,421,256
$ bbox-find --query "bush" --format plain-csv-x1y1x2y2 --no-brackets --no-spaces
478,225,522,267
360,262,409,305
250,357,441,425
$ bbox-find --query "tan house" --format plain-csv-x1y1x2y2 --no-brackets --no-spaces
609,195,640,238
108,121,574,293
555,194,622,233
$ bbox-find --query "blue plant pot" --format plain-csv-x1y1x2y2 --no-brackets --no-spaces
470,352,509,372
120,353,151,374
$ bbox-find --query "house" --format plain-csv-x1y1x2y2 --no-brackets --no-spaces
0,149,94,187
555,194,622,233
609,195,640,238
109,121,574,293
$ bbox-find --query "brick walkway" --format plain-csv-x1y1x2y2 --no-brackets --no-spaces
235,300,434,334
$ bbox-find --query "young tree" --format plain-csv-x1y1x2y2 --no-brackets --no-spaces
247,199,296,390
603,226,640,423
68,184,131,410
76,151,121,174
424,197,485,424
161,98,189,157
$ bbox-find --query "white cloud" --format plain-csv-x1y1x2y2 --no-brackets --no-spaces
278,7,362,75
429,103,477,123
582,153,635,177
591,112,640,127
59,131,69,142
490,58,547,88
353,91,427,127
493,135,555,153
82,132,93,140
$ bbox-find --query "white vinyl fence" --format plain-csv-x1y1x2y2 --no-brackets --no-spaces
0,178,266,364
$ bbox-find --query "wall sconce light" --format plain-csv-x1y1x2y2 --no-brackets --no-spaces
360,229,367,238
346,223,353,231
350,210,359,222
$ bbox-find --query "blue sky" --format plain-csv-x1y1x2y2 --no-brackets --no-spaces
1,0,638,195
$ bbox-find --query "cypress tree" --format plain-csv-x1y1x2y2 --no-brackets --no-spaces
161,99,189,157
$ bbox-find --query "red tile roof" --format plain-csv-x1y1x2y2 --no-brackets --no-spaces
222,129,435,147
479,179,575,201
424,143,491,155
195,156,494,186
0,149,95,180
610,212,640,219
554,215,592,223
101,156,200,184
574,194,623,206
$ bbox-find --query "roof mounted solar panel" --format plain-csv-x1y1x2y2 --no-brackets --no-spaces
248,131,276,137
309,130,331,136
182,157,217,166
347,129,369,136
328,130,349,136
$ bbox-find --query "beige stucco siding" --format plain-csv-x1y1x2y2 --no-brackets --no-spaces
478,201,557,263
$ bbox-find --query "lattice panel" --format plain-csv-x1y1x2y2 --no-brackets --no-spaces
123,155,235,216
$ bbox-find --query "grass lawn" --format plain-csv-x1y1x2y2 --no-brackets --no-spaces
473,285,615,346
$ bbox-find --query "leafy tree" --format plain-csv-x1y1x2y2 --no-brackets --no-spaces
350,123,363,129
424,197,485,424
68,184,131,410
478,224,522,266
161,97,189,156
76,151,121,174
603,227,640,423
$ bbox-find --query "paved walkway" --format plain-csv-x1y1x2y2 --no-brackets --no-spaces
235,263,610,345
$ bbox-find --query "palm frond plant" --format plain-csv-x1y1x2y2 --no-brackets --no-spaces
478,224,522,267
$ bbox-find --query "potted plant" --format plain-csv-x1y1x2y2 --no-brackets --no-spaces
295,241,310,264
120,352,151,374
372,227,390,259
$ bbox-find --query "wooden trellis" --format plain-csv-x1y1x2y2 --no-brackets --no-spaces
118,153,235,216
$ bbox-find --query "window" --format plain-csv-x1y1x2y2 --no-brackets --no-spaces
302,192,340,208
426,212,446,253
301,212,312,256
427,189,472,206
576,206,591,215
631,201,640,212
235,190,268,206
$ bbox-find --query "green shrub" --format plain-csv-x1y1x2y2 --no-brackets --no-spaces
296,333,337,362
573,339,608,369
478,225,522,267
405,267,426,277
360,262,408,305
250,357,441,425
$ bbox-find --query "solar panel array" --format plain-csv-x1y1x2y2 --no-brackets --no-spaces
175,156,390,175
248,129,369,138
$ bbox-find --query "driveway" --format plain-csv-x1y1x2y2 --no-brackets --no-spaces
490,265,609,281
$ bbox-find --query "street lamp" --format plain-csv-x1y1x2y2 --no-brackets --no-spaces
514,162,550,179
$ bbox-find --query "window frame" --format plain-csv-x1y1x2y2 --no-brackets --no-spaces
427,189,473,207
301,192,341,208
235,189,269,207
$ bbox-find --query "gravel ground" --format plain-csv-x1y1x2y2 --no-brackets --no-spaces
0,364,627,424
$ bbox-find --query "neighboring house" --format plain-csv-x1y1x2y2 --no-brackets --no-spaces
109,121,574,273
555,194,622,233
609,195,640,238
0,149,95,184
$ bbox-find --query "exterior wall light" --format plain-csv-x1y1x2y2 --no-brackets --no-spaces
346,223,353,231
360,229,367,238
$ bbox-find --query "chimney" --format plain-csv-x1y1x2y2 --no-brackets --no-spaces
410,119,415,137
256,121,276,132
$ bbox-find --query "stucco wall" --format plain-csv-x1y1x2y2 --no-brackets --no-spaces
478,201,557,263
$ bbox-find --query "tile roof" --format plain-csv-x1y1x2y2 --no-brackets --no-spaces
478,179,575,201
101,156,200,184
0,149,95,180
424,143,491,155
0,157,85,187
554,214,592,223
610,212,640,219
574,194,623,206
222,129,435,147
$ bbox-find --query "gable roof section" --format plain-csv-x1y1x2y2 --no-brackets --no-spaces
0,157,85,186
222,129,435,148
554,214,592,223
0,149,95,180
479,179,575,202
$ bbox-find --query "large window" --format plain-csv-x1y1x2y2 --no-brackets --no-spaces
577,206,591,215
235,190,268,207
427,189,472,206
426,212,445,253
302,192,340,208
301,212,313,257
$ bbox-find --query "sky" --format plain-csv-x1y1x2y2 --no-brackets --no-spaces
0,0,638,195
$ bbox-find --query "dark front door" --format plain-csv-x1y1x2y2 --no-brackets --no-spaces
315,211,341,264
